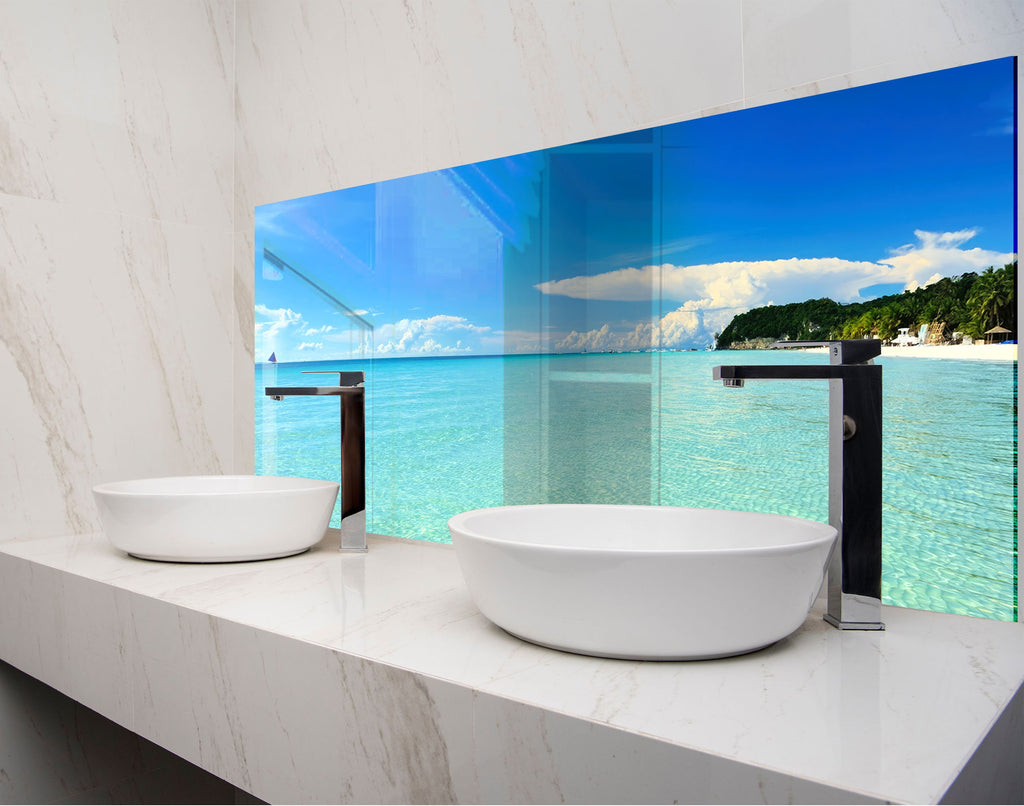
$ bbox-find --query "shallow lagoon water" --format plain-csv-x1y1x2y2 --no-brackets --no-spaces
257,351,1017,622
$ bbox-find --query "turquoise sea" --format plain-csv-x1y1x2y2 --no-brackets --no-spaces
256,351,1018,622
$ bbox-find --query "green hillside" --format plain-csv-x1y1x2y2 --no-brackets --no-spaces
714,262,1016,349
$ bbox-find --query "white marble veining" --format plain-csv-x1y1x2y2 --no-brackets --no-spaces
233,0,745,215
741,0,1024,108
233,0,1024,212
1,0,235,544
0,0,234,225
1,532,1021,803
0,196,234,540
232,227,258,475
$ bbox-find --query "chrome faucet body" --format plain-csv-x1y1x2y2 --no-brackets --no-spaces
265,371,367,553
713,340,884,630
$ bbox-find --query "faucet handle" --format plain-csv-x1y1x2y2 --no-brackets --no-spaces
301,370,364,387
772,339,880,365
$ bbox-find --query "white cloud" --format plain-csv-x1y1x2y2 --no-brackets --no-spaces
657,301,739,351
375,314,490,356
876,229,1008,284
537,230,1014,351
536,266,655,301
303,325,334,337
903,273,945,293
254,304,305,340
296,341,323,351
537,230,1011,308
254,305,308,361
549,302,740,353
555,322,654,354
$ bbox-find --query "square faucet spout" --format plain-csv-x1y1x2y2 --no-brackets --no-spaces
712,340,884,631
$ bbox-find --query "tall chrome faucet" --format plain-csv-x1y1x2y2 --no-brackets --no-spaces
265,371,367,553
713,340,884,630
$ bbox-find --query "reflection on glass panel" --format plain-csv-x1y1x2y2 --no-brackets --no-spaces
255,57,1017,621
504,142,660,507
255,248,373,528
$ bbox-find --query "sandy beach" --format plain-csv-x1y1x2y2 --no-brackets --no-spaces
879,343,1017,361
747,342,1017,361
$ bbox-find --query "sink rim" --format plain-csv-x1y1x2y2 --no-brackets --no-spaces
449,503,837,555
93,474,339,497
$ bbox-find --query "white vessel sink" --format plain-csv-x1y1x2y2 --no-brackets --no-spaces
449,504,837,660
93,475,339,562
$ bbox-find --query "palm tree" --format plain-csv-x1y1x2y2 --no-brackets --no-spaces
875,309,898,342
967,264,1015,332
996,262,1016,329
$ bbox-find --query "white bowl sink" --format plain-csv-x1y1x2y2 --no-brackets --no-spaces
449,504,837,661
93,475,339,562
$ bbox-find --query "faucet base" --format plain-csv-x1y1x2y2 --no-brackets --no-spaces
324,524,368,553
824,614,886,631
339,510,367,552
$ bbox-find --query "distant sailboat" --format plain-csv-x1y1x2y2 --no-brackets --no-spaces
268,352,277,363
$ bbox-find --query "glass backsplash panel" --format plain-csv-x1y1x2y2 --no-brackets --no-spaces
255,57,1017,621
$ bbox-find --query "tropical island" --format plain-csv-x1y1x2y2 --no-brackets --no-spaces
714,262,1016,350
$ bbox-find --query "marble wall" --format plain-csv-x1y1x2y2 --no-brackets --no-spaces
0,0,236,543
234,0,1024,210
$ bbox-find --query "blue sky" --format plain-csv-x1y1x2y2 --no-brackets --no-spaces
255,57,1015,361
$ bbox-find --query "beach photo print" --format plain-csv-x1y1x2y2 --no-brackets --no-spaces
255,57,1017,621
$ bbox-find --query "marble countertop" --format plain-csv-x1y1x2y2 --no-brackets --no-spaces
1,531,1022,804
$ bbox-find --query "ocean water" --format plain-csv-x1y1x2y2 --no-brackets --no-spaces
256,351,1018,622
